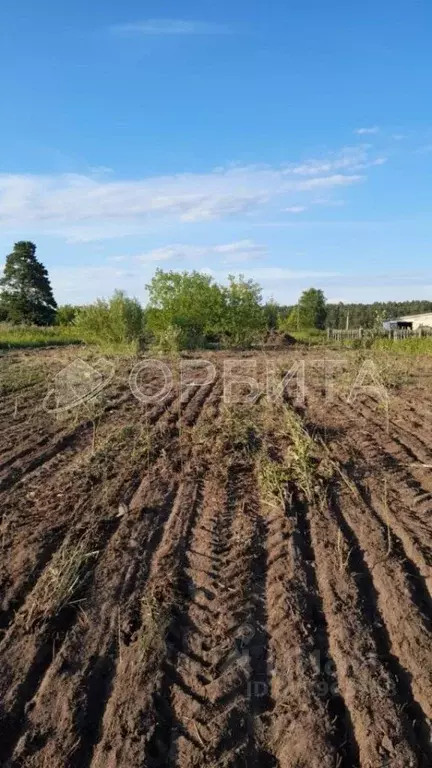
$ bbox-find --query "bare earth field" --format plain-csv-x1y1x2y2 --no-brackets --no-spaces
0,346,431,767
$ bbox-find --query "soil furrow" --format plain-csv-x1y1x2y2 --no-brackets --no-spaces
308,489,422,766
0,387,188,631
90,476,205,768
0,385,216,762
263,491,341,767
324,475,432,731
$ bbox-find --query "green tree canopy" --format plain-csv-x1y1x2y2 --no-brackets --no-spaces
262,298,280,330
56,304,81,326
145,269,265,348
221,274,266,346
297,287,327,329
0,242,57,325
145,269,224,346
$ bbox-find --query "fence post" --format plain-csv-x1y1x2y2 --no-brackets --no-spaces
327,327,330,342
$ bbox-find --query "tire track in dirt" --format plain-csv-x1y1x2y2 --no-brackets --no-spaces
332,407,432,601
324,485,432,765
0,389,135,493
74,382,222,768
263,487,351,767
164,464,276,768
307,393,432,599
0,388,183,633
362,393,432,462
90,475,205,768
319,423,432,618
281,391,432,763
10,477,179,768
308,490,422,767
0,384,218,765
300,404,432,728
355,398,432,470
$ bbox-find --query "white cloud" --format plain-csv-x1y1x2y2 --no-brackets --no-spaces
291,146,368,176
354,126,379,135
297,174,364,190
137,239,267,265
89,166,114,176
312,198,345,207
110,19,231,36
284,206,307,213
0,144,385,240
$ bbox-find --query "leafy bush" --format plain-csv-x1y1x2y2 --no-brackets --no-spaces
221,275,266,347
145,269,223,347
149,324,183,354
74,291,144,353
145,269,265,349
56,304,81,326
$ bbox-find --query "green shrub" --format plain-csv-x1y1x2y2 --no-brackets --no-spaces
56,304,81,326
73,291,144,353
221,275,266,348
371,336,432,356
287,329,326,346
150,325,183,354
145,269,265,350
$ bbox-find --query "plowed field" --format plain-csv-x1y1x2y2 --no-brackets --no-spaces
1,347,431,767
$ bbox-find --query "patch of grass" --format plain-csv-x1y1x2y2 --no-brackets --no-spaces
27,536,99,628
258,455,292,506
289,329,327,346
0,362,46,396
218,404,262,458
0,323,82,350
280,407,317,501
371,335,432,356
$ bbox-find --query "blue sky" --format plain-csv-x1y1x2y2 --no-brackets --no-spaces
0,0,431,305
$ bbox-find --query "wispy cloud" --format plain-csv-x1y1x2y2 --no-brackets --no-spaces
0,144,386,240
354,126,379,135
284,206,307,213
292,146,366,175
312,198,345,207
296,174,364,190
110,19,232,36
136,240,266,265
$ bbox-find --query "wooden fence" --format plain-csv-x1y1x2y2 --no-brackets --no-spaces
327,327,432,342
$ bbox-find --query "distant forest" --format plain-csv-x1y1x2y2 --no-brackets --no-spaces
281,300,432,330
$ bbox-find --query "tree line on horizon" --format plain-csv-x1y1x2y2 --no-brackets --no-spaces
1,242,431,348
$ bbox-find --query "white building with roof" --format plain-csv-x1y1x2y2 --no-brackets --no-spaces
397,312,432,330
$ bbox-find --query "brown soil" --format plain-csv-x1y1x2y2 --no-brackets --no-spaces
0,346,431,767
